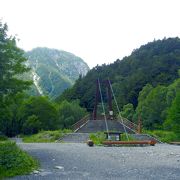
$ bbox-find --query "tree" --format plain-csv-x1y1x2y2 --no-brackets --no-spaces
135,85,168,129
22,115,42,135
58,100,87,128
166,78,180,106
18,96,59,131
164,92,180,139
57,38,180,112
0,22,31,100
0,22,31,136
121,103,135,120
0,103,12,136
134,84,153,123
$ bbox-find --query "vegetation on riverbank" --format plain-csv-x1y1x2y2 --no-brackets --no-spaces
89,132,135,145
89,132,106,145
0,21,179,143
58,38,180,139
0,22,87,137
0,134,8,141
144,130,178,143
0,141,38,178
22,129,72,143
90,130,179,144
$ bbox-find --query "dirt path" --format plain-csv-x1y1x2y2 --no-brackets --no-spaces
10,143,180,180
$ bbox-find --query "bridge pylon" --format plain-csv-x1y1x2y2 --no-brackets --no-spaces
93,79,113,120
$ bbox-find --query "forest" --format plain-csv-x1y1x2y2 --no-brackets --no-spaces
0,21,179,140
0,22,87,137
57,37,180,139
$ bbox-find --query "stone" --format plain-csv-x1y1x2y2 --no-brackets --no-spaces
33,170,40,174
87,140,94,147
55,166,64,171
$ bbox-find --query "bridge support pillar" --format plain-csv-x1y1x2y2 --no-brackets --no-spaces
93,80,100,120
93,79,114,120
138,116,142,134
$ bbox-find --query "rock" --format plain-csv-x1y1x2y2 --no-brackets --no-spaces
55,166,64,171
87,140,94,147
33,170,40,174
39,169,45,172
72,166,78,170
40,171,52,176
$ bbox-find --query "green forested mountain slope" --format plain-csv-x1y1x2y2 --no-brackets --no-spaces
57,38,180,111
25,47,89,98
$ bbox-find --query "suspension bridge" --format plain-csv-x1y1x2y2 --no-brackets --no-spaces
61,79,160,145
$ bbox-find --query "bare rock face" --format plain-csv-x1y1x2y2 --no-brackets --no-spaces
24,47,89,98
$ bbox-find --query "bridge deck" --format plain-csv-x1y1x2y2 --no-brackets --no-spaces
76,119,135,134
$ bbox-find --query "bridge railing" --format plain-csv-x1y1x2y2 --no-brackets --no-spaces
117,117,138,133
71,114,90,132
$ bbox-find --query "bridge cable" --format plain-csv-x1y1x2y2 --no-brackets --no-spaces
108,78,129,141
98,78,109,137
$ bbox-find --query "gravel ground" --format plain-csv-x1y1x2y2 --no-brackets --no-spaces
10,143,180,180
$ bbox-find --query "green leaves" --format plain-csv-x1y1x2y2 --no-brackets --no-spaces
0,21,32,136
121,103,135,120
164,92,180,138
135,77,180,130
19,96,59,132
0,141,38,178
58,100,87,129
12,96,87,135
0,22,31,97
58,38,180,111
22,115,42,135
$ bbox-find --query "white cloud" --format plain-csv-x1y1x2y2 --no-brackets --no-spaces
0,0,180,68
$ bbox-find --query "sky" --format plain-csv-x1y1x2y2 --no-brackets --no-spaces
0,0,180,68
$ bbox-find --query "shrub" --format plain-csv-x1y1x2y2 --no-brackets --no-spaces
89,132,106,145
0,134,8,141
23,129,72,143
144,130,178,142
0,141,38,178
22,115,42,135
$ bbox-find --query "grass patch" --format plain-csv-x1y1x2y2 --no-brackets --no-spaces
0,135,8,141
89,132,135,145
144,130,178,143
121,134,135,141
89,132,106,145
0,141,38,178
23,129,72,143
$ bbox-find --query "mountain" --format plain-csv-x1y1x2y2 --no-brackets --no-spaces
25,47,89,98
56,37,180,111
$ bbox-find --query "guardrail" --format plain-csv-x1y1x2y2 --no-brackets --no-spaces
71,114,90,132
118,117,138,133
102,140,156,146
